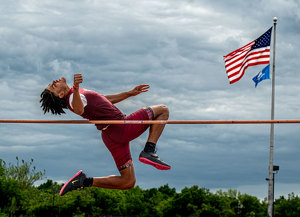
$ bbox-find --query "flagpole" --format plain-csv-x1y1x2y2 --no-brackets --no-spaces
268,17,277,217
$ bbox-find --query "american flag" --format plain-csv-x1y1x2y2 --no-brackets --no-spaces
224,27,272,84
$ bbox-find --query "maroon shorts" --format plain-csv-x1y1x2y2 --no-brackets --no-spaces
101,107,154,170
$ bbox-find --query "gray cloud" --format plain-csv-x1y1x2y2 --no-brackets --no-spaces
0,0,300,198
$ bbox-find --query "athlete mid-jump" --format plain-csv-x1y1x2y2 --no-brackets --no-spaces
40,74,170,196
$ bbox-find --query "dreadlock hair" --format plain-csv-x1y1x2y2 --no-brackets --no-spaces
40,89,68,115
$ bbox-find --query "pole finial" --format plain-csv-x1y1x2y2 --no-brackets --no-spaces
273,17,278,23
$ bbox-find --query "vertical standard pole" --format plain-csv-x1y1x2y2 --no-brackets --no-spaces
267,17,277,217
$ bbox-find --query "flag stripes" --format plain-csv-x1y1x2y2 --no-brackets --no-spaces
226,47,271,83
223,28,272,84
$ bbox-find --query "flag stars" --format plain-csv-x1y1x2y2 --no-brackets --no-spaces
252,27,272,50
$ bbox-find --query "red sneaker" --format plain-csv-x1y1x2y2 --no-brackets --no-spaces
139,151,171,170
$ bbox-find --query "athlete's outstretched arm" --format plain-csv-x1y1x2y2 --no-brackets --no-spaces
105,84,149,104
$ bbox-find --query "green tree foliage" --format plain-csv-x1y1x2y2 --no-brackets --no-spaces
274,193,300,217
0,157,45,216
6,157,45,189
0,157,299,216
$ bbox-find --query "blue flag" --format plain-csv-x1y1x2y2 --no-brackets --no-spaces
252,64,270,87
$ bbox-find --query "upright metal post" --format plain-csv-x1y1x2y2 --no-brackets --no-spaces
267,17,277,217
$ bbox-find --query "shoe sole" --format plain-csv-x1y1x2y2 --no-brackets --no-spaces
139,157,171,170
59,170,82,196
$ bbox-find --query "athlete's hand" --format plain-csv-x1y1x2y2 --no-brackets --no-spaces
129,84,150,96
74,74,83,87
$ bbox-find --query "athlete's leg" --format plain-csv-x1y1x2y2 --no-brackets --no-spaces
92,164,136,190
147,105,169,144
59,164,136,196
139,105,171,170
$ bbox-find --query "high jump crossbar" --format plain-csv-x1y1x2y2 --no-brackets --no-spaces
1,120,300,124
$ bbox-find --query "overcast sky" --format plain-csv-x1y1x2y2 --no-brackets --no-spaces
1,0,300,199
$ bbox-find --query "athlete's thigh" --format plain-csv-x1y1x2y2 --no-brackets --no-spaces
124,108,150,141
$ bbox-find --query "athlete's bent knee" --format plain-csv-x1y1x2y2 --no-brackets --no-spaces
162,105,169,114
120,178,136,190
160,105,169,119
127,178,136,189
151,105,169,120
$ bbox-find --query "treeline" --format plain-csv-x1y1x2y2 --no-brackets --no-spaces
1,158,300,217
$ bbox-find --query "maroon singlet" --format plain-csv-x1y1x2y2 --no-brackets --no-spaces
66,88,153,169
66,88,125,130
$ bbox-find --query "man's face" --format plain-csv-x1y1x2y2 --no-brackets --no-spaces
46,77,67,97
